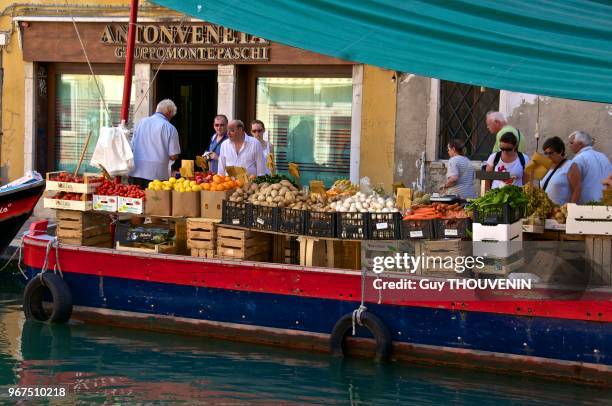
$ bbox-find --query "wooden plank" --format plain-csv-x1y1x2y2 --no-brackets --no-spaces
115,241,176,254
57,223,109,238
187,229,215,240
216,226,260,239
187,239,215,250
60,233,112,247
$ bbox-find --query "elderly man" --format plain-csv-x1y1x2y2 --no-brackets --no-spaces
486,111,526,153
568,131,611,204
217,119,265,176
129,99,180,188
203,114,228,173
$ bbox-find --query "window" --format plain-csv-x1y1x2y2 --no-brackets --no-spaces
438,81,499,161
55,74,134,173
255,77,352,187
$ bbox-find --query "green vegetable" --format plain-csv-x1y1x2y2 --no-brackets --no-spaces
467,185,528,219
253,174,297,187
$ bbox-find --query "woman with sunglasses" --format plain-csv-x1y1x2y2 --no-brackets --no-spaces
540,136,580,205
484,132,530,191
250,120,274,175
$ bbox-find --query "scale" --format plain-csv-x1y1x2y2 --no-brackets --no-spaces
475,170,510,196
430,194,461,203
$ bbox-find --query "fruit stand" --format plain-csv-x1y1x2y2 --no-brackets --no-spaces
39,166,612,287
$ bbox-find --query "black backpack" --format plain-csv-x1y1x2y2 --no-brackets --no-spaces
493,150,526,169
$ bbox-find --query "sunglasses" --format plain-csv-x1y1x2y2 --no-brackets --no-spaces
251,129,264,133
500,147,515,152
214,123,226,127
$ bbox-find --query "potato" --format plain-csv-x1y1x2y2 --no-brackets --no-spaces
257,194,266,202
271,183,282,190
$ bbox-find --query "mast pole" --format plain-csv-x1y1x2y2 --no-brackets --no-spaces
120,0,139,127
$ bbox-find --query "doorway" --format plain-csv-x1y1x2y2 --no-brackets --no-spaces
155,70,218,167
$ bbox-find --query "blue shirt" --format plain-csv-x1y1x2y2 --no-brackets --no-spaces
206,133,227,173
129,112,181,181
572,146,611,204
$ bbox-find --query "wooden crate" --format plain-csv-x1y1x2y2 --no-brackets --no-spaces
272,235,299,265
56,210,112,247
585,236,612,287
187,218,219,251
474,257,525,277
415,239,472,277
116,240,176,254
297,237,360,270
216,226,270,260
361,240,416,273
190,248,216,258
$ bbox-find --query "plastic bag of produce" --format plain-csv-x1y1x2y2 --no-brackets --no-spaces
90,126,134,176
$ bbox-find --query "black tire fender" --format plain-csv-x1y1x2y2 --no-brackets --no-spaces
23,272,72,323
330,310,392,362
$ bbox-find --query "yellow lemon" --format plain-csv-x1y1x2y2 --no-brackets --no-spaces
163,186,171,191
191,186,199,192
169,177,176,184
148,182,154,189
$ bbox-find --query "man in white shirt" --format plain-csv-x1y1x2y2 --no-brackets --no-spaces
568,130,612,204
129,99,180,187
218,119,265,176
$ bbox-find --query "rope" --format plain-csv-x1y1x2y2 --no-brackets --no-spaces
351,268,368,335
53,239,63,278
64,0,112,124
38,239,55,286
0,231,28,280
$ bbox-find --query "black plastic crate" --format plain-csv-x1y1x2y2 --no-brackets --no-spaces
305,211,337,238
367,212,401,240
435,217,472,239
473,204,525,225
401,219,436,240
249,204,279,231
278,208,306,235
222,201,252,227
336,212,368,240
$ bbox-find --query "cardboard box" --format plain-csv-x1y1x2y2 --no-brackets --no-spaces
145,189,172,216
93,195,118,212
200,191,231,220
566,203,611,235
118,196,144,214
172,190,201,217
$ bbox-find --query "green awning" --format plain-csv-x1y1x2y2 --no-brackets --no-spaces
153,0,612,103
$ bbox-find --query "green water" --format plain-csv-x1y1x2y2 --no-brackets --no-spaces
0,270,610,404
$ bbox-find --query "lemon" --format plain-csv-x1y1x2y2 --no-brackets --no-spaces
191,186,200,192
169,177,176,184
148,182,154,189
163,186,171,191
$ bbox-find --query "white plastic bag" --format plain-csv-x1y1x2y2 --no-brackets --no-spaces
90,126,134,176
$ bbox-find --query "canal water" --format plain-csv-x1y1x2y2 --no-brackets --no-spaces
0,270,610,405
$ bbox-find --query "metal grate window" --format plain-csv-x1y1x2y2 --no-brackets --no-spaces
438,81,499,161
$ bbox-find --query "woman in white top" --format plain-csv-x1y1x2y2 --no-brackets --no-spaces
540,136,580,205
441,139,476,199
250,120,274,175
485,132,530,191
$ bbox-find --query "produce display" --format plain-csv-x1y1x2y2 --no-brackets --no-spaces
467,185,527,221
403,203,468,220
148,175,240,192
50,192,92,201
326,179,359,197
48,173,91,183
229,179,312,208
549,205,567,224
253,174,297,188
96,179,145,198
523,184,554,220
329,192,398,213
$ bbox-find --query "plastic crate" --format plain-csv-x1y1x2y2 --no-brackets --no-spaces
222,201,252,227
401,219,436,240
278,208,306,235
336,212,368,240
305,211,337,238
367,212,401,240
249,204,279,232
435,218,472,239
473,204,525,225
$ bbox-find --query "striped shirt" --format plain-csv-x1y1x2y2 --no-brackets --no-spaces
446,155,476,199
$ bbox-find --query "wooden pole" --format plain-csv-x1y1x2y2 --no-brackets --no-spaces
74,129,93,176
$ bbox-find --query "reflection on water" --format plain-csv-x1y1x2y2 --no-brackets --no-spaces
0,288,611,404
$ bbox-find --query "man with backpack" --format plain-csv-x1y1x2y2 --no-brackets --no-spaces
484,132,530,191
486,111,526,153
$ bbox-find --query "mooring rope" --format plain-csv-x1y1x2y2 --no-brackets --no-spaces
0,231,29,280
351,268,368,335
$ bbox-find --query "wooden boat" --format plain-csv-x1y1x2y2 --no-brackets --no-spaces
0,179,45,255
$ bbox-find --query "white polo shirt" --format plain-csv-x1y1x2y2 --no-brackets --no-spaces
217,135,266,176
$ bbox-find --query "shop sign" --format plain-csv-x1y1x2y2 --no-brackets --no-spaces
101,24,270,62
